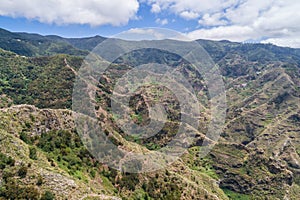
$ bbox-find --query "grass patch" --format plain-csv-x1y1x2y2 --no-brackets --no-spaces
100,175,116,192
222,188,251,200
186,147,219,180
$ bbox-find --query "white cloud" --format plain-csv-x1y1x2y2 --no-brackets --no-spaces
151,3,161,13
125,28,191,41
147,0,237,16
126,28,166,40
187,25,257,42
180,11,199,20
261,37,300,48
155,18,168,25
224,0,274,26
147,0,300,47
198,13,227,26
0,0,139,26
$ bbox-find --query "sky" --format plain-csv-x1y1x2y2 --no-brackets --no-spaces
0,0,300,47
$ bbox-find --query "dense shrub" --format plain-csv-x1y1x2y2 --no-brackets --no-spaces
40,190,55,200
119,173,139,191
0,153,15,169
17,164,28,178
19,131,33,144
29,146,38,160
0,179,40,200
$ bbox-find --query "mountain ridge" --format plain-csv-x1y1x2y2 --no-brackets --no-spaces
0,28,299,199
1,27,300,60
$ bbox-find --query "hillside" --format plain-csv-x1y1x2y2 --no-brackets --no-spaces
0,28,299,199
0,28,90,57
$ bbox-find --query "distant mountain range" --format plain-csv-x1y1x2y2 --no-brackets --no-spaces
0,28,105,56
1,27,300,64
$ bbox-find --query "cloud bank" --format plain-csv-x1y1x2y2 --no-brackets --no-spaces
0,0,139,26
147,0,300,47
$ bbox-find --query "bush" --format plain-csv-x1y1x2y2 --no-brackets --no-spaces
40,190,55,200
29,147,38,160
19,131,32,144
0,153,15,169
0,179,40,200
17,165,28,178
119,173,139,191
2,170,14,182
90,169,96,178
36,175,43,186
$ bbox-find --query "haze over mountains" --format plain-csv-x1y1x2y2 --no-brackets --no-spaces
0,28,299,199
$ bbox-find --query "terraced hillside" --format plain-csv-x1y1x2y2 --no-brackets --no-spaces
0,28,299,199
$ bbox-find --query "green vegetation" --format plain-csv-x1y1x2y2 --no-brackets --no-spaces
0,27,300,199
0,179,40,200
0,50,82,109
130,113,143,124
17,164,28,178
0,153,15,169
0,160,41,199
223,189,250,200
40,190,55,200
29,146,38,160
35,130,98,179
186,147,219,180
143,177,181,200
0,28,88,57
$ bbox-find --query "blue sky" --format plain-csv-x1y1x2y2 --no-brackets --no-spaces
0,3,196,38
0,0,299,47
